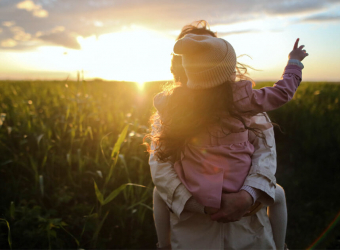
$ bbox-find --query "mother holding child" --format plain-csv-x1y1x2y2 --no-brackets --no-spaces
147,20,308,249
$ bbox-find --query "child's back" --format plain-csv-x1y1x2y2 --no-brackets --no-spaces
153,33,304,209
154,67,300,209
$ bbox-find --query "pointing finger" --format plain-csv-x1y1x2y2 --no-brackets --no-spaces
294,38,299,50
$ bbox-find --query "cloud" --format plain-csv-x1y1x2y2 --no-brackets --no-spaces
33,25,79,49
35,25,65,37
52,26,65,33
0,0,339,51
16,0,48,18
301,13,340,23
10,26,31,41
38,31,80,49
0,28,2,33
2,21,16,27
264,0,326,15
1,38,17,47
218,29,260,37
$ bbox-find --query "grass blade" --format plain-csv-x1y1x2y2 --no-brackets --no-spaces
39,175,44,197
93,181,104,205
0,218,12,249
60,224,80,247
111,124,129,159
105,124,129,185
92,211,109,247
80,206,94,239
102,183,145,206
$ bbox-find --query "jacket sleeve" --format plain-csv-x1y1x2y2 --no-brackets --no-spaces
235,65,302,113
149,113,193,218
244,113,277,206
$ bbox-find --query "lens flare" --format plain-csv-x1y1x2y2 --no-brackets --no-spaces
307,210,340,249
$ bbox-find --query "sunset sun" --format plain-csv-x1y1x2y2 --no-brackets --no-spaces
76,26,174,83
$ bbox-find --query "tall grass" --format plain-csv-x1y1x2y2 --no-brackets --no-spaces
0,80,340,249
258,81,340,249
0,80,161,248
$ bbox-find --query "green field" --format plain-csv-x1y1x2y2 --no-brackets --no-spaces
0,80,339,249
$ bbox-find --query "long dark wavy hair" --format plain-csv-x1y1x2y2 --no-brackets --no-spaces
147,20,268,164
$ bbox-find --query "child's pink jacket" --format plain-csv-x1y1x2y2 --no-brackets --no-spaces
154,65,302,208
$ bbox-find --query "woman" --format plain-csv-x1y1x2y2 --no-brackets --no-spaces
149,20,279,249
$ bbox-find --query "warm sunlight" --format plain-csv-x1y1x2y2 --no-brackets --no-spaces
76,26,174,82
0,26,175,82
1,2,340,82
136,81,145,89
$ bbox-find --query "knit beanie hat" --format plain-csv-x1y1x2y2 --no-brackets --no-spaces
173,33,236,89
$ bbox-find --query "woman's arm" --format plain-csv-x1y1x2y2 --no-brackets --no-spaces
243,113,277,206
149,114,194,218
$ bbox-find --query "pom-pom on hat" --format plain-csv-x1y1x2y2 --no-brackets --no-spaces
173,33,236,89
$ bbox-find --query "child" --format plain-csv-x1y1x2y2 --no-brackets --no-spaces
150,33,308,249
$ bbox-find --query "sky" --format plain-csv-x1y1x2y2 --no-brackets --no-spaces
0,0,340,83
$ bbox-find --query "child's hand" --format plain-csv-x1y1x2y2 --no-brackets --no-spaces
289,38,309,62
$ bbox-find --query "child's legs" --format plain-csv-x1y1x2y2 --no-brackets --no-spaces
268,184,287,250
153,187,171,248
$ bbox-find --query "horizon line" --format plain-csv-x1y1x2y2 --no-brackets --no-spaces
0,78,339,83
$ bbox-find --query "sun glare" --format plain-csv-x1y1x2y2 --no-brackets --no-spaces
75,26,174,82
136,81,145,90
0,26,175,81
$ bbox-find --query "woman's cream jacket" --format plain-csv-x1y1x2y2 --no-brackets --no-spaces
149,113,277,249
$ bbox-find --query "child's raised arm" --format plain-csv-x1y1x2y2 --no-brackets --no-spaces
234,38,309,114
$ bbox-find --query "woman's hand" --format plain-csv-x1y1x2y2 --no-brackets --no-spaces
204,206,219,215
209,190,253,223
289,38,309,62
